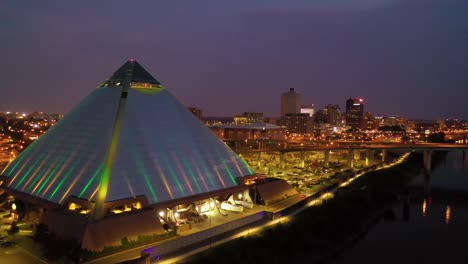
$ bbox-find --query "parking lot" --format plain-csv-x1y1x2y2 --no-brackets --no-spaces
1,215,46,264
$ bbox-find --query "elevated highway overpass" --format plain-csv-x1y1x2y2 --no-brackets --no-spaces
236,143,468,172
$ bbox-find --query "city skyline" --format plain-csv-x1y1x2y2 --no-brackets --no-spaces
1,1,467,119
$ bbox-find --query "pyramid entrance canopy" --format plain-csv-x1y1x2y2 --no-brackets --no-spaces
1,60,254,212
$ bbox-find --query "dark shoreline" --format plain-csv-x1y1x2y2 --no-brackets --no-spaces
186,151,448,264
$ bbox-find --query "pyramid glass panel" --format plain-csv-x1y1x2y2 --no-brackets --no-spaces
99,59,163,88
1,60,254,205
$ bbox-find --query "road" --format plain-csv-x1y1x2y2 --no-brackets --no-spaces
239,143,468,153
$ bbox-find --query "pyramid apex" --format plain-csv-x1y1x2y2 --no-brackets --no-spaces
99,60,163,89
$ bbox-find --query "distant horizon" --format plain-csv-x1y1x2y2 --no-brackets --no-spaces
1,109,465,122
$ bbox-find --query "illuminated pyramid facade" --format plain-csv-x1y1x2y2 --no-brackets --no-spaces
1,60,254,208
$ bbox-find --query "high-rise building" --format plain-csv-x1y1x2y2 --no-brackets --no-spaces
345,98,364,130
300,104,314,117
313,109,328,124
280,88,301,116
325,104,341,125
313,104,341,125
363,112,377,131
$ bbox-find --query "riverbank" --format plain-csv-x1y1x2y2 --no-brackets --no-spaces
185,152,433,264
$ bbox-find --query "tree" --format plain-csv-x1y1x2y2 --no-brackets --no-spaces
401,135,410,143
8,222,20,241
428,132,446,143
34,223,49,242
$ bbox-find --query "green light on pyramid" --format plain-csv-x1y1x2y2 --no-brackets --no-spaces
25,166,47,192
160,153,185,196
36,155,67,195
49,162,79,200
181,156,202,193
134,152,158,202
79,164,104,198
13,156,42,189
241,159,254,175
2,59,255,208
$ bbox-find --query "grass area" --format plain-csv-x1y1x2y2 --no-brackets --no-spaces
186,152,428,264
81,231,178,262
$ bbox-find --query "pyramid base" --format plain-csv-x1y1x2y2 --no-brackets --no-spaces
42,208,166,251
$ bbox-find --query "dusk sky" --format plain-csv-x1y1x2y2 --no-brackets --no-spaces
1,0,467,119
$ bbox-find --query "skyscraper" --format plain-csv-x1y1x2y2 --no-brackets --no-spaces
280,88,301,116
325,104,342,125
345,98,364,130
363,111,377,131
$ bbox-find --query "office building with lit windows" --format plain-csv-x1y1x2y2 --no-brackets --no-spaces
233,112,264,125
345,98,364,130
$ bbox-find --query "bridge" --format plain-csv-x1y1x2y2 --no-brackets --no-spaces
236,143,468,173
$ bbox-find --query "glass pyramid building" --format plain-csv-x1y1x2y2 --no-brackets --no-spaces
1,60,254,210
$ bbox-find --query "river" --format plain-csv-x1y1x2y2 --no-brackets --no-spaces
332,150,468,264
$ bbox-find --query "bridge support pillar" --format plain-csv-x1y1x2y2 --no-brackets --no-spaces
424,150,432,173
324,150,330,167
234,141,239,151
354,150,360,160
381,149,387,163
300,152,306,168
347,150,354,168
257,152,262,168
366,149,375,167
280,152,285,169
464,134,467,144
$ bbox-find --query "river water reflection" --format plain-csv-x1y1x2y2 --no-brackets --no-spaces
333,150,468,264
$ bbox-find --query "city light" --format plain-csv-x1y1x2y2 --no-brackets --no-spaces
0,54,467,264
446,205,451,224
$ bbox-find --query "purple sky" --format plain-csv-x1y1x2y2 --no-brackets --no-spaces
1,0,467,119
